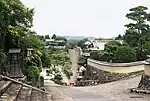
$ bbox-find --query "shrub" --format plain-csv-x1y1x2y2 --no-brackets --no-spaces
90,51,99,60
54,74,63,81
51,79,63,85
26,66,40,86
0,51,7,75
114,46,136,63
78,56,87,65
40,76,44,87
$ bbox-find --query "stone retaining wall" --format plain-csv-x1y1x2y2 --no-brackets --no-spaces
75,64,143,86
88,59,144,73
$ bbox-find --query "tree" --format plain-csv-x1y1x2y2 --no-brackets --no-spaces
0,0,34,52
77,38,89,49
104,40,121,53
45,35,50,39
19,35,45,51
123,6,150,60
114,46,136,63
115,34,122,40
41,49,51,68
52,34,56,39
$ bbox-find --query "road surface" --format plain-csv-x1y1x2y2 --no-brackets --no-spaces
45,75,150,101
69,49,80,83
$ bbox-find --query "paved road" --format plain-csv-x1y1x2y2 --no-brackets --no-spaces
44,79,116,101
45,75,150,101
69,49,80,83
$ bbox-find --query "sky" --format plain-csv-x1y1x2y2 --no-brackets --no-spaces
21,0,150,38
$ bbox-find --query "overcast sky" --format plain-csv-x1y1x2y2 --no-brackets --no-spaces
21,0,149,38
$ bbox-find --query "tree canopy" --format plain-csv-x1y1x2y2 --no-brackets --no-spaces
123,6,150,60
0,0,34,51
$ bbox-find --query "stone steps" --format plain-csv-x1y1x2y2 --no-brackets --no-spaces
16,86,32,101
30,89,43,101
0,76,51,101
0,83,22,101
0,80,12,97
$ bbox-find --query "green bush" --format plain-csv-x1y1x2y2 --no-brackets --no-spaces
0,51,7,75
54,74,63,81
51,79,63,85
78,56,87,65
25,54,42,72
26,66,40,86
90,51,99,60
40,76,44,87
114,46,136,63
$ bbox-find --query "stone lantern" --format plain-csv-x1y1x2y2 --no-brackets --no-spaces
8,49,23,78
26,48,34,56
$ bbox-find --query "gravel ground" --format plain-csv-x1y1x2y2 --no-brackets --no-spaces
75,75,150,101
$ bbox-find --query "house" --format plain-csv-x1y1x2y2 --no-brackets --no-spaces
87,38,123,50
45,38,66,49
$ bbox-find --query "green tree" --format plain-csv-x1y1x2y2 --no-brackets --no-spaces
52,34,56,39
41,49,51,68
77,38,89,49
103,40,121,61
114,46,136,63
0,0,34,51
115,34,122,40
19,35,45,51
45,35,50,39
123,6,150,60
104,40,121,53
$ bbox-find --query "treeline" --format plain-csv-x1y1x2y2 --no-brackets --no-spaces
0,0,72,86
90,41,136,63
91,6,150,63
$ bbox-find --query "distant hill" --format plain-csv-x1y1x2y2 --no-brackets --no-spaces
63,36,87,43
64,36,86,40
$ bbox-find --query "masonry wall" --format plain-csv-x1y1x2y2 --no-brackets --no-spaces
75,59,144,86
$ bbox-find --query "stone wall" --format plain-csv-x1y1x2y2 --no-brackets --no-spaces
75,64,144,86
88,59,144,73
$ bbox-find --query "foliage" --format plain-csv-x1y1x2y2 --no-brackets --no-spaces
123,6,150,60
25,54,42,72
25,53,43,86
19,35,45,51
114,46,136,63
55,36,67,42
77,38,88,49
52,34,56,39
40,76,44,87
51,78,63,85
90,51,100,60
54,74,63,81
0,51,7,74
45,35,50,39
62,63,73,79
0,0,34,51
26,66,40,86
115,34,122,40
104,41,121,52
90,40,137,63
41,49,51,68
78,56,87,65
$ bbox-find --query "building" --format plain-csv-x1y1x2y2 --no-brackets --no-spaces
45,39,66,48
87,38,123,50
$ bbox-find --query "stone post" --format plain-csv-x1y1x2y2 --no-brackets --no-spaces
137,58,150,91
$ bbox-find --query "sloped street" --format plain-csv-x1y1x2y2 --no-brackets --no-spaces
45,75,150,101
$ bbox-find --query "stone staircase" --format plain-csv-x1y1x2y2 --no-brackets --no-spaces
0,76,52,101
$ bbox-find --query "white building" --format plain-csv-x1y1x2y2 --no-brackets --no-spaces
88,38,123,50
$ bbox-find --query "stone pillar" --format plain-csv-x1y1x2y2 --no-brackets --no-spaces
137,59,150,91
